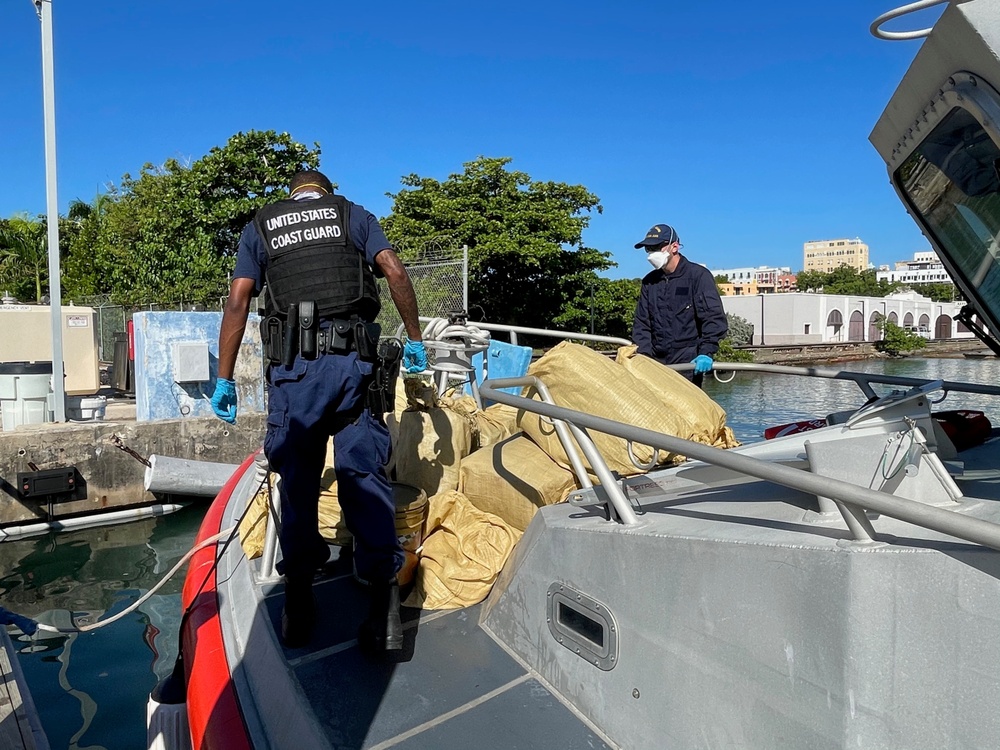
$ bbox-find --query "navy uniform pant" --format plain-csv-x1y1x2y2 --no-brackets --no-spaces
263,351,403,583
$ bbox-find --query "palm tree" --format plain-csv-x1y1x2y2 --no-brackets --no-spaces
67,192,111,224
0,215,49,303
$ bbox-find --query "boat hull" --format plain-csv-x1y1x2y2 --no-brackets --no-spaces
181,452,257,750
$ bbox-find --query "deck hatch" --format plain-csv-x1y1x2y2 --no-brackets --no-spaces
547,583,618,671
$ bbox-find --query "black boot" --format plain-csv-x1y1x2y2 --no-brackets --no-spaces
281,576,316,649
358,578,403,655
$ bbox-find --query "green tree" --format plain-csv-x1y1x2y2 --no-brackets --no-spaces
714,274,729,284
724,313,754,346
796,266,898,297
716,339,755,363
795,269,827,292
63,193,112,300
716,313,755,363
65,131,321,306
382,157,613,331
0,215,48,302
556,276,641,341
874,313,927,356
907,282,959,302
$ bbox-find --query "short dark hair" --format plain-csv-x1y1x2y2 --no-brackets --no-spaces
289,170,333,194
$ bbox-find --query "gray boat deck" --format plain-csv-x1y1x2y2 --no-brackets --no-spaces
215,454,615,750
260,548,613,750
0,628,49,750
214,425,1000,749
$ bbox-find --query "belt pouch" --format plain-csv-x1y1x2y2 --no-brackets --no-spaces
299,301,317,360
330,319,353,353
282,304,299,367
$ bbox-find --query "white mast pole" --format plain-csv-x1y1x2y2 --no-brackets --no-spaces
35,0,66,422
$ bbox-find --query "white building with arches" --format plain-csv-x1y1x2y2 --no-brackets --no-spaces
721,291,976,345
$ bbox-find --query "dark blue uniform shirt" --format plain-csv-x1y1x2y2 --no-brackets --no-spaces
232,195,391,295
632,255,728,363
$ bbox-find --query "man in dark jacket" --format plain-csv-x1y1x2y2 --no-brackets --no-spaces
631,223,728,387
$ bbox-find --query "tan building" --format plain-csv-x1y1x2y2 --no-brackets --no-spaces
803,238,869,273
717,280,758,296
710,265,787,296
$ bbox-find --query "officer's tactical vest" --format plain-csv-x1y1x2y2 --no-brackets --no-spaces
254,194,380,321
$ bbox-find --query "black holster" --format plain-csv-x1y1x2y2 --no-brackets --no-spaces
367,338,402,417
298,301,317,360
261,315,284,365
353,319,380,362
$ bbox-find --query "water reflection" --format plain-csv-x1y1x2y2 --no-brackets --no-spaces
705,357,1000,444
0,504,204,750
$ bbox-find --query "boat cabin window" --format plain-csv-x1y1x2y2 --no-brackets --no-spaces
895,106,1000,324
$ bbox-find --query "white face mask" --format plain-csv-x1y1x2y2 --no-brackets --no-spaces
647,250,669,269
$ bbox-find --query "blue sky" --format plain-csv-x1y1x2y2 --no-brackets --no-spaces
1,1,942,281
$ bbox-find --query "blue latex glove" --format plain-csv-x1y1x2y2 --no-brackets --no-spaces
402,339,428,374
211,378,238,424
691,354,714,375
0,606,38,636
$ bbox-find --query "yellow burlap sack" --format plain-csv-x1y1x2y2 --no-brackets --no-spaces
384,374,410,452
616,345,741,449
404,376,438,409
431,393,520,451
395,385,475,498
518,341,689,475
239,479,271,560
403,490,521,610
473,402,521,450
458,433,578,532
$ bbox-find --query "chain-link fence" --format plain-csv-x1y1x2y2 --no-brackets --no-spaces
76,243,467,360
77,297,252,362
378,238,468,337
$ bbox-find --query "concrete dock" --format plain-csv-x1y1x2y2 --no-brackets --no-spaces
0,391,265,529
0,628,49,750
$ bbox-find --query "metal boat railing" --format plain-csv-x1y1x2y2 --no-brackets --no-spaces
415,317,1000,403
253,332,1000,577
421,317,632,349
682,360,1000,401
479,376,1000,552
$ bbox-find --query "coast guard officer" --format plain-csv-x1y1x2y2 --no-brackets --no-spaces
211,169,427,653
632,223,728,387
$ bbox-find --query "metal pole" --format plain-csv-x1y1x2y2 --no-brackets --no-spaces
462,244,469,314
36,0,66,422
590,283,595,335
759,294,765,346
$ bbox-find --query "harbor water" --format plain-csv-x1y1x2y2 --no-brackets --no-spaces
3,356,1000,749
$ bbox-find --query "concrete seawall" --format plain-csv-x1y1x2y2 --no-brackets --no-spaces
746,338,990,365
0,412,265,526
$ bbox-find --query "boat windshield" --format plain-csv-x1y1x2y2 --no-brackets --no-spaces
895,106,1000,324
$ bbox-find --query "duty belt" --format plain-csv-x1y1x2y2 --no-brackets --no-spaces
317,319,355,355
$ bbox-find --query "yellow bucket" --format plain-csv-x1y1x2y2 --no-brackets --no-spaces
391,482,428,553
354,482,427,586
